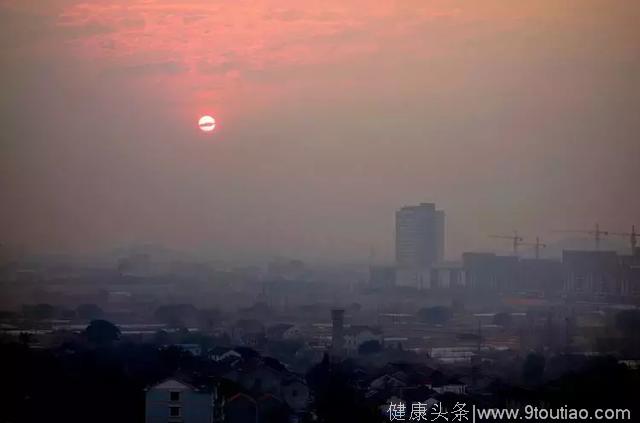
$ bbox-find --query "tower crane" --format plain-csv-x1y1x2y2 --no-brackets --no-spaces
554,223,608,251
610,225,638,255
521,236,547,259
489,231,524,255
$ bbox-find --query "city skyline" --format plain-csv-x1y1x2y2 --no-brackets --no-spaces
2,2,640,423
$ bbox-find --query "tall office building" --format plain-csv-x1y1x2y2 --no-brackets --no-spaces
395,202,445,288
435,209,445,263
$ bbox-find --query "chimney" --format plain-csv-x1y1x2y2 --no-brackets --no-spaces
331,309,345,357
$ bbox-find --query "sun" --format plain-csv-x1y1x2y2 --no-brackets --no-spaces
198,115,216,132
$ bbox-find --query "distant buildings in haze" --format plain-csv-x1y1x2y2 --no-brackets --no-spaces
395,202,445,288
371,200,640,298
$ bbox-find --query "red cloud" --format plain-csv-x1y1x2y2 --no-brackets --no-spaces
48,1,462,114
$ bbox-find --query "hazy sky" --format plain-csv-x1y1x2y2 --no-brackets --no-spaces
1,0,639,262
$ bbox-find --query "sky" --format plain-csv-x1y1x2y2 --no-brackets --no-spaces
1,0,639,262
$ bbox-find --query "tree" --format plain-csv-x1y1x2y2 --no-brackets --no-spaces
615,310,640,337
153,330,170,345
417,306,451,325
85,320,120,346
522,353,545,385
358,340,382,355
76,304,104,320
18,332,33,347
267,340,304,361
306,355,385,423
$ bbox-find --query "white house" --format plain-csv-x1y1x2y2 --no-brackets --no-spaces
145,378,215,423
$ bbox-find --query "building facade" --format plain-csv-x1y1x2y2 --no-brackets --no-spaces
145,379,215,423
395,203,445,288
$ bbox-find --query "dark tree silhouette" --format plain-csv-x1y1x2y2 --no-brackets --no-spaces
18,332,33,346
358,340,382,355
306,354,385,423
522,353,545,385
85,319,121,346
615,310,640,337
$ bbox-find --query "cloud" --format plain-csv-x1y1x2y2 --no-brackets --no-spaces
117,60,188,76
197,55,238,75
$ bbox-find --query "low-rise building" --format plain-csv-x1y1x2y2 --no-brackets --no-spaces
145,378,215,423
343,325,383,355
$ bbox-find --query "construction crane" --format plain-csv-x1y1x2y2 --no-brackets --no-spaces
489,231,524,255
610,225,638,255
521,236,547,259
554,223,608,251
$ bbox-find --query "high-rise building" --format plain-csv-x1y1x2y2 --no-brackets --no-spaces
435,209,445,262
395,202,445,288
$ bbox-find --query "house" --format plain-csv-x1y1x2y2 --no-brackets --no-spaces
370,363,438,387
232,319,266,345
343,325,383,355
225,393,258,423
209,347,242,362
145,378,215,423
209,346,259,363
367,363,441,404
368,363,467,402
162,343,202,356
282,325,304,341
266,324,294,341
258,394,290,423
432,377,467,395
231,361,284,394
225,356,310,413
369,373,408,391
265,323,304,341
401,386,437,403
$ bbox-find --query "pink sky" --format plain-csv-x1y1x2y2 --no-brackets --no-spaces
1,0,639,261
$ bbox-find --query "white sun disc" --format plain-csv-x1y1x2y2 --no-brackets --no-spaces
198,115,216,132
